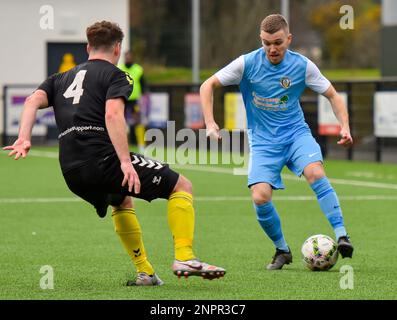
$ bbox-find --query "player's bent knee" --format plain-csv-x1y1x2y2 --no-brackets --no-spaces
172,175,193,194
252,193,272,205
304,163,325,184
250,185,272,205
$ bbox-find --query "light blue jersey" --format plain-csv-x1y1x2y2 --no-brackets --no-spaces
216,48,331,188
215,47,349,247
216,48,330,149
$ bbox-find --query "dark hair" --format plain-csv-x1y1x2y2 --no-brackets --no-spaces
86,21,124,50
260,14,289,34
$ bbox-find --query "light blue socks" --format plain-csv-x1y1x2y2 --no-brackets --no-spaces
254,202,289,252
310,176,347,240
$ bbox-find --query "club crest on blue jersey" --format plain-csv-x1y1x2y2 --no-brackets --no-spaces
280,76,291,89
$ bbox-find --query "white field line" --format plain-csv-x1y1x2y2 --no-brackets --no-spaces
28,150,58,158
2,195,397,204
6,150,397,190
194,195,397,201
0,197,82,203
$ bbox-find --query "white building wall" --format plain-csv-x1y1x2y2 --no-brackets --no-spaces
382,0,397,26
0,0,129,134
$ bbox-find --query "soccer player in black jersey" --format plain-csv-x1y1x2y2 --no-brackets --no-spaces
3,21,225,286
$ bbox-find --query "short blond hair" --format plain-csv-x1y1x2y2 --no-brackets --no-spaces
260,14,289,34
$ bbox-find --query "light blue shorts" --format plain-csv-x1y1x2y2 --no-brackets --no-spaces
248,134,323,189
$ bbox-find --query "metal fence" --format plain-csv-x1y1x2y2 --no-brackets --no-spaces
3,79,397,163
148,79,397,163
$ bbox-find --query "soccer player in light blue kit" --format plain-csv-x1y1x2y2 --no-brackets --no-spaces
200,14,354,269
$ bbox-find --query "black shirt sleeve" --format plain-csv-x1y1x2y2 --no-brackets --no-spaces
106,69,133,102
37,74,57,106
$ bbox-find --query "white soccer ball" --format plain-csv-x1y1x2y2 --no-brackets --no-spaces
301,234,339,271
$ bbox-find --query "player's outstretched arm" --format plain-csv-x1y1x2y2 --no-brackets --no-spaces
200,75,223,140
105,98,140,194
2,89,49,160
323,85,353,147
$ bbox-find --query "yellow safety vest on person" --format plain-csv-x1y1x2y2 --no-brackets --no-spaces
119,63,144,101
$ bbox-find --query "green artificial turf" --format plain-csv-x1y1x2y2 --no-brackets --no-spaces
1,147,396,299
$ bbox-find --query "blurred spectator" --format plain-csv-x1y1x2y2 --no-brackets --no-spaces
58,53,77,73
119,50,147,153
